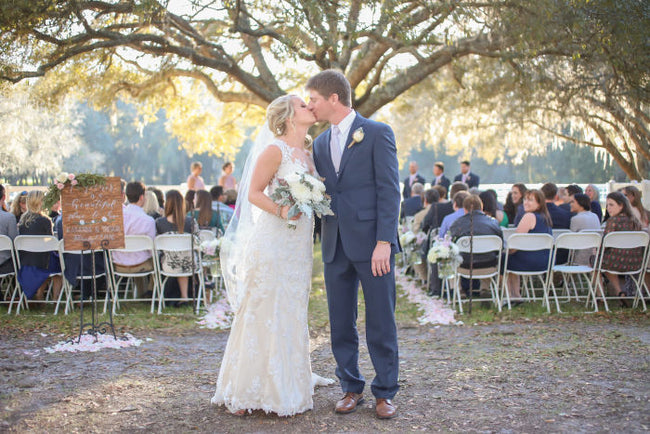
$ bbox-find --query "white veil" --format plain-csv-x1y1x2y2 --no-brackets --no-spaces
220,123,276,312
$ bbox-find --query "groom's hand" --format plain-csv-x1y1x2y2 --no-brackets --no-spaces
372,242,391,277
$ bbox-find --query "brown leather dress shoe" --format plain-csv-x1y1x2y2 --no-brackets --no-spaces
376,398,397,419
335,392,364,414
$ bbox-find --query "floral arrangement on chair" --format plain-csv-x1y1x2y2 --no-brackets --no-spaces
43,172,106,210
427,235,463,278
200,238,221,262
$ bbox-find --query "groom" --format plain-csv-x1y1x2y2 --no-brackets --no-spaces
307,70,401,419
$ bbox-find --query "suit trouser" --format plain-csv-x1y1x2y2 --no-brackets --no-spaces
324,233,399,399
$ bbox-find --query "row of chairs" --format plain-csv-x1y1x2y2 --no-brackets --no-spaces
426,230,650,314
0,231,220,315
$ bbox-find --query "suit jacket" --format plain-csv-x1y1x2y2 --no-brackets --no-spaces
546,202,571,229
402,173,426,200
432,175,451,193
453,172,480,188
313,113,401,263
400,196,423,220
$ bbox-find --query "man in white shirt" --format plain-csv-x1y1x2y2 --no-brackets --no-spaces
111,181,156,296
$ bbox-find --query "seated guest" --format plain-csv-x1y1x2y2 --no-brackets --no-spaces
143,190,163,220
148,187,165,211
449,194,503,293
585,184,603,222
560,184,584,213
541,183,571,229
454,160,480,188
600,192,643,298
11,190,27,224
431,162,451,192
479,190,508,227
0,184,18,275
438,191,470,239
556,187,569,207
413,189,439,282
16,191,62,301
209,185,234,225
503,189,552,303
413,189,438,234
433,184,448,201
503,191,516,225
48,199,61,221
621,185,649,229
224,189,237,209
400,182,424,220
156,190,199,307
510,183,528,225
185,189,196,214
425,182,469,232
111,181,156,297
569,193,601,265
190,190,225,234
402,161,426,200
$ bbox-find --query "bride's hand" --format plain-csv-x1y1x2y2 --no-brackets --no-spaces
280,205,302,220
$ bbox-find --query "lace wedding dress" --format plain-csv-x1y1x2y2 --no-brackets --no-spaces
212,139,331,416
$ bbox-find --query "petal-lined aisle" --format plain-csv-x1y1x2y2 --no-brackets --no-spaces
396,270,461,326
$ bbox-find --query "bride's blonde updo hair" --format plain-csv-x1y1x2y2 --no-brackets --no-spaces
266,94,313,150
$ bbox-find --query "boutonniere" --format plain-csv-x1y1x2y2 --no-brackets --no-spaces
347,127,365,149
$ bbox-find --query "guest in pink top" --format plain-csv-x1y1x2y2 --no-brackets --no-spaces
186,162,205,191
218,162,237,191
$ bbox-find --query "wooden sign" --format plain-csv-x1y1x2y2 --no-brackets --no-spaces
61,177,125,250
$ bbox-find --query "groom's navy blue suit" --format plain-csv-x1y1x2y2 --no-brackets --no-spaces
313,112,401,400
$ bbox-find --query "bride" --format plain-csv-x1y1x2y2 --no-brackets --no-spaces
212,95,330,416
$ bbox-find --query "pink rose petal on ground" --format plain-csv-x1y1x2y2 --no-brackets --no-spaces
396,270,460,326
197,298,233,329
43,333,142,354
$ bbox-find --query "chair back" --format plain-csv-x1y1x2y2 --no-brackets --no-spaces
111,235,155,253
0,234,17,276
552,229,571,240
601,231,649,250
554,232,602,250
456,235,503,255
154,233,198,252
507,233,554,251
502,228,517,242
13,235,59,254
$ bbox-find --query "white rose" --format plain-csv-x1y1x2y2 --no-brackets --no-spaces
352,128,364,143
284,172,301,186
291,182,312,203
56,172,69,183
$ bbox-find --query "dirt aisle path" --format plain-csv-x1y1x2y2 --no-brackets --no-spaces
1,320,649,433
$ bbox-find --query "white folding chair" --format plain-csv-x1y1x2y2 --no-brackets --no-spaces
105,235,159,314
551,229,571,240
452,235,503,313
11,235,62,314
502,228,517,243
0,235,18,308
501,233,554,310
546,232,602,313
198,229,222,303
154,234,206,314
57,239,108,315
591,231,649,312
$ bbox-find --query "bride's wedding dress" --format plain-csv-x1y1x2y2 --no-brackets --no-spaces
212,139,331,416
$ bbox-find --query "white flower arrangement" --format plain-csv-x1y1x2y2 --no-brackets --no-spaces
427,235,462,263
270,171,334,228
200,238,221,261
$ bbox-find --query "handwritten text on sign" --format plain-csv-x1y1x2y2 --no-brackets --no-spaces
61,177,125,250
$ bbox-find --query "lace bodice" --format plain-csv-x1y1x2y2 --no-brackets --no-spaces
267,139,315,193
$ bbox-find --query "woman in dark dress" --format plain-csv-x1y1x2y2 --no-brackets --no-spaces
600,191,643,297
504,189,552,300
17,191,62,300
155,189,199,305
510,183,528,226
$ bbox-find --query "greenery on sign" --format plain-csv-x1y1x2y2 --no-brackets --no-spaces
43,173,106,210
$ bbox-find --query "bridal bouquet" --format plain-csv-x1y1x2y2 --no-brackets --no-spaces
200,238,221,262
427,235,463,278
270,172,334,228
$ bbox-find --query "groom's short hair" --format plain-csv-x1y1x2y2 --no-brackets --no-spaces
306,69,352,107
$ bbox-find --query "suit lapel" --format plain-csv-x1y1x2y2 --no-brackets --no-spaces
337,114,364,177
